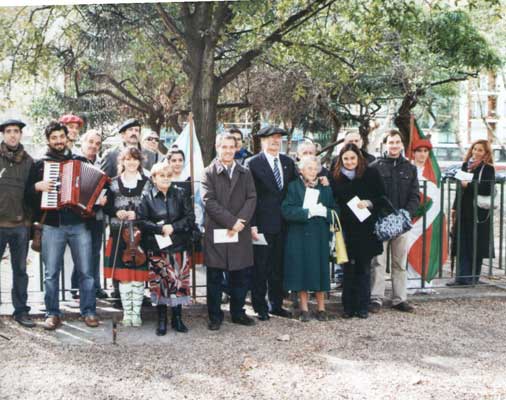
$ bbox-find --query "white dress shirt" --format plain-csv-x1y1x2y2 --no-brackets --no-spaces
263,150,284,188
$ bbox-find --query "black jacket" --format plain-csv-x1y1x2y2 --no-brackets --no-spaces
331,167,386,260
26,150,90,227
370,155,420,217
245,152,297,234
137,184,195,253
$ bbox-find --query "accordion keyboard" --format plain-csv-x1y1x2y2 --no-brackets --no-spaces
41,161,60,209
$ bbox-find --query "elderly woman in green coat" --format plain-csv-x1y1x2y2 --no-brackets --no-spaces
282,155,336,322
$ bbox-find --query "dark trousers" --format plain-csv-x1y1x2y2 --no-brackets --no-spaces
456,232,483,284
0,226,30,316
342,256,372,314
252,232,284,314
71,219,104,291
207,266,251,322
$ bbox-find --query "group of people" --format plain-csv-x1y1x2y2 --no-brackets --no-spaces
0,114,496,332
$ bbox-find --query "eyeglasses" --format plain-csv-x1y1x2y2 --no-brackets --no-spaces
146,137,159,142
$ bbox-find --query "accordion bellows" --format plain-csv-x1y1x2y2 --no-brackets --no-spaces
41,160,109,217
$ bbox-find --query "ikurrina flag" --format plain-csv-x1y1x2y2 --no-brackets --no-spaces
405,120,448,283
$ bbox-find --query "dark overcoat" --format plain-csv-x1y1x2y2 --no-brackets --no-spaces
201,160,257,271
330,167,386,260
452,162,495,259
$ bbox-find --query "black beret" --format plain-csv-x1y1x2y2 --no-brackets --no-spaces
0,119,26,132
118,118,141,133
255,125,288,138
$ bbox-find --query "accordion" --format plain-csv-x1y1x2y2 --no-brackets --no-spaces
41,160,110,217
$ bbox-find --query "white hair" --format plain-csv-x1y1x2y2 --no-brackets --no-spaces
297,155,321,172
81,129,102,143
296,141,316,156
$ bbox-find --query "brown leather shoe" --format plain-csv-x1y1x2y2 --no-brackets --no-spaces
44,316,61,331
83,315,99,328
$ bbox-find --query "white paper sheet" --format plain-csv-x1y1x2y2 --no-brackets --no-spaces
455,170,474,181
346,196,371,222
252,233,268,246
303,188,320,209
213,229,239,243
155,234,173,249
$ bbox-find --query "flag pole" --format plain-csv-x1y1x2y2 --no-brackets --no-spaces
188,113,197,301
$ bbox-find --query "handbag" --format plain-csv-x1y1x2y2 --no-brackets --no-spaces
330,210,349,264
373,196,413,242
31,212,47,253
476,165,497,210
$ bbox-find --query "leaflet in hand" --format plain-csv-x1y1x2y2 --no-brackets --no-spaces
155,234,173,249
303,188,319,209
252,233,268,246
455,170,474,181
346,196,371,222
214,229,238,243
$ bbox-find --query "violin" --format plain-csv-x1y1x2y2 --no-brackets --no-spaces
121,220,147,266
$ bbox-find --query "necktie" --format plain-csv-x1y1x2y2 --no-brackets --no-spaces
227,165,233,179
273,158,282,190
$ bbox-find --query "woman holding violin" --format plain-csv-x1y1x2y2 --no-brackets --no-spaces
104,147,150,327
138,162,195,335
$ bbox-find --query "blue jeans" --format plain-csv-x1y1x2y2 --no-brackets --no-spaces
71,220,104,291
42,223,96,317
0,226,30,316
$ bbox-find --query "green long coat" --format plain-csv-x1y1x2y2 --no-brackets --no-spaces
281,178,336,292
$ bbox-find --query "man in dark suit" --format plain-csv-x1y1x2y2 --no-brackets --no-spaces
245,125,297,320
100,118,157,178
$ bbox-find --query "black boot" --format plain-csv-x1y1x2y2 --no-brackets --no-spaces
171,305,188,333
156,305,167,336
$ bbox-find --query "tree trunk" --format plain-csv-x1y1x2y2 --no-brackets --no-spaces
394,92,418,149
192,77,219,165
251,108,262,154
358,117,370,148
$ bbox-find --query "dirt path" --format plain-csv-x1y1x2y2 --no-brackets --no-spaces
1,298,506,400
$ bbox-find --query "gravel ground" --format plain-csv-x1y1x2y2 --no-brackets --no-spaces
1,298,506,400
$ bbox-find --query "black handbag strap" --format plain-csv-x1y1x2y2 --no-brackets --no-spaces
380,195,399,215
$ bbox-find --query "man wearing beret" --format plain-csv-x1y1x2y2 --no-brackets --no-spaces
141,130,162,170
59,114,84,151
0,119,35,327
245,125,297,320
100,118,157,178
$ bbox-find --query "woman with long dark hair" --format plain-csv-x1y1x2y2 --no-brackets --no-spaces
331,144,386,318
448,139,495,286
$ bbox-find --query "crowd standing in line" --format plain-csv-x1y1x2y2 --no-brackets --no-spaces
0,116,498,330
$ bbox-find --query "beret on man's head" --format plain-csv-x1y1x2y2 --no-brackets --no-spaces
255,125,288,138
59,114,84,127
0,119,26,132
119,118,141,133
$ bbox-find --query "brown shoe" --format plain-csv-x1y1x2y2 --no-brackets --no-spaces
44,316,61,331
83,315,99,328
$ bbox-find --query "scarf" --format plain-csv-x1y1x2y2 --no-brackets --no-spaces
340,167,356,180
0,141,26,164
467,158,482,172
301,175,318,188
45,146,72,161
